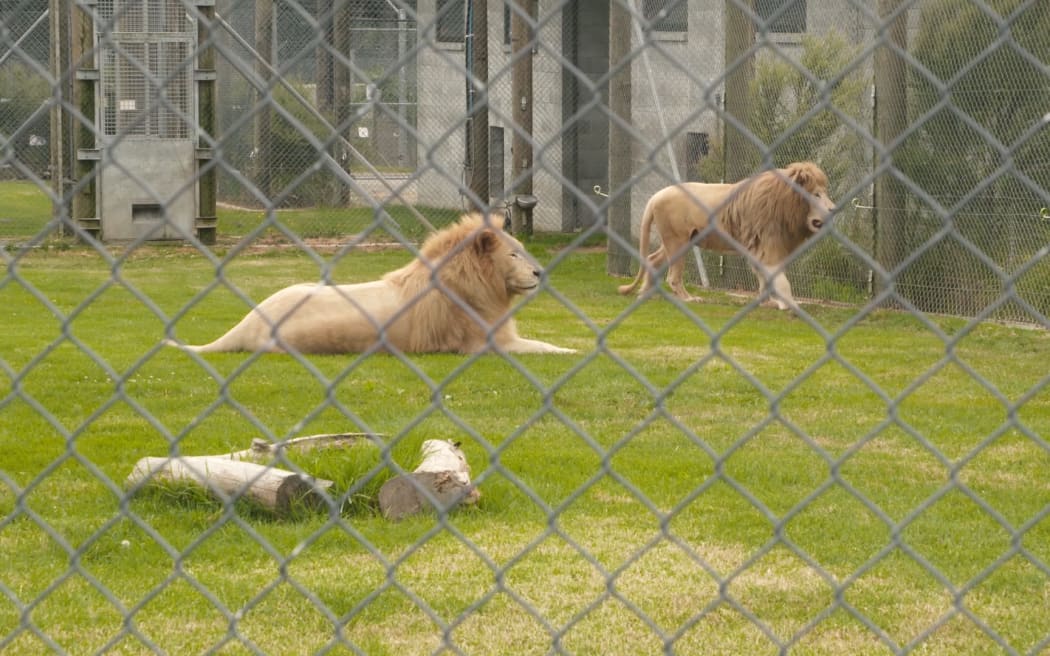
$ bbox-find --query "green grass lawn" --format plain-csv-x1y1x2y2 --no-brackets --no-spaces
2,192,1050,653
0,179,461,243
2,235,1050,654
0,180,57,237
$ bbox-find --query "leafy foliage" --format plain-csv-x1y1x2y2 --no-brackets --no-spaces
890,0,1050,312
0,63,52,177
899,0,1050,207
217,77,352,208
700,33,868,203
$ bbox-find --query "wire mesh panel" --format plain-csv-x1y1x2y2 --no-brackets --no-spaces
97,0,193,139
0,0,52,184
98,41,192,140
2,0,1050,654
211,0,422,212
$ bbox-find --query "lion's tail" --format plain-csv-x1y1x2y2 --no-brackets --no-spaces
617,195,657,296
161,337,212,353
161,336,243,353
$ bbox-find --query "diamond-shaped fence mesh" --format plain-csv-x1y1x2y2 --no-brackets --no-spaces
2,0,1050,653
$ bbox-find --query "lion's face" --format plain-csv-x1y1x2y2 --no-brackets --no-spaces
493,232,543,295
786,162,835,234
805,185,835,234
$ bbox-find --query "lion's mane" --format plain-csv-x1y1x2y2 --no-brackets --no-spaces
383,213,519,353
716,161,830,264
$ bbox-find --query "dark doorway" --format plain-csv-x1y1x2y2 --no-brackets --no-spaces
489,126,505,199
685,132,710,182
561,1,609,230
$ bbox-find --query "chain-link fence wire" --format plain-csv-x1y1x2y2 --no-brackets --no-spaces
3,0,1050,653
6,0,1048,320
608,0,1050,323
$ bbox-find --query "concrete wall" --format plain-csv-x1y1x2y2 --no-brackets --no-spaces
628,1,726,231
414,0,470,212
99,140,198,241
412,0,869,236
412,0,728,234
414,0,570,232
485,0,568,232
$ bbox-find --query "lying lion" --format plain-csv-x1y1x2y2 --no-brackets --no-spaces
164,213,575,355
618,161,835,311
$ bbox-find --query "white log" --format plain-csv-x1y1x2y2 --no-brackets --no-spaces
378,440,480,520
127,456,333,515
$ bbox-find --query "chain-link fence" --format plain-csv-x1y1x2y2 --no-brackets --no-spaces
3,0,1050,653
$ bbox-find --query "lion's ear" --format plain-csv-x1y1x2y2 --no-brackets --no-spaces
787,162,812,189
475,229,499,255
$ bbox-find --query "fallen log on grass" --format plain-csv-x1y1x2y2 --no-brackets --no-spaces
127,434,480,520
125,433,378,516
127,456,332,515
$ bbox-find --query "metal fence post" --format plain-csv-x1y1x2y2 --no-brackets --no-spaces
607,0,632,276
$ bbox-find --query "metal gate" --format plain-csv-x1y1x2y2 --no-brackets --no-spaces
95,0,199,241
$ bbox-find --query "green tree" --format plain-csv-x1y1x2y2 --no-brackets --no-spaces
894,0,1050,313
899,0,1050,210
700,33,868,203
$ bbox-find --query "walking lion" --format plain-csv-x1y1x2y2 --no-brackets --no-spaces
618,161,835,311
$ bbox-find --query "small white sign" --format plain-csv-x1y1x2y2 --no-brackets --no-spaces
357,126,369,139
